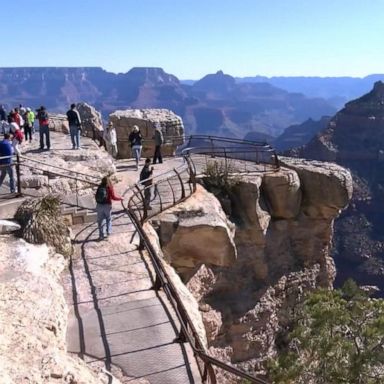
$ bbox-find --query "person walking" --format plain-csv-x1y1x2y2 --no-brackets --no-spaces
128,125,143,170
10,123,23,156
37,106,50,150
139,158,154,210
95,176,123,240
103,121,118,158
0,133,15,193
152,123,164,164
66,103,82,149
24,107,34,142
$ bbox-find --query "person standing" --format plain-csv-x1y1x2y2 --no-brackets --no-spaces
128,125,143,170
24,107,34,142
139,158,154,210
153,123,164,164
95,176,123,240
37,106,50,150
0,105,7,134
0,133,15,193
66,103,82,149
103,121,118,158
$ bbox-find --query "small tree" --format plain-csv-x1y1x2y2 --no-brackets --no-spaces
269,280,384,384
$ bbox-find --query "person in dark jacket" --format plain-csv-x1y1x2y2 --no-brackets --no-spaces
66,103,82,149
95,176,123,240
0,133,15,193
152,123,164,164
36,106,50,150
140,158,154,210
128,125,143,170
0,105,7,134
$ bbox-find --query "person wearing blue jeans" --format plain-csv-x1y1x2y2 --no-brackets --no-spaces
128,125,143,170
66,103,82,149
0,133,15,193
37,106,50,150
95,176,123,240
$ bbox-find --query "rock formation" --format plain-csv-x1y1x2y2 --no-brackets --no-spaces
153,158,352,372
109,108,184,158
77,102,104,139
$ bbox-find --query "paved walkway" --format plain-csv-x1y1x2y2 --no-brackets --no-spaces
62,161,201,384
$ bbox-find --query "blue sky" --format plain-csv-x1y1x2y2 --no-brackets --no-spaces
2,0,384,79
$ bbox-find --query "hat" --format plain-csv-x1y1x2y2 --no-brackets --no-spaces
26,107,31,112
133,125,139,132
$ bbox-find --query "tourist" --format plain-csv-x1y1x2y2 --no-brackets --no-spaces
24,107,35,142
103,121,118,158
66,103,82,149
36,106,50,150
95,176,123,240
10,123,23,156
10,108,22,129
152,123,164,164
139,158,154,210
0,133,15,193
128,125,143,170
0,105,7,134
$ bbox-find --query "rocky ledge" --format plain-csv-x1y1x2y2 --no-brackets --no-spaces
151,157,353,373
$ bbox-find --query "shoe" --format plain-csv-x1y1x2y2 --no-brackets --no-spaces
146,205,153,210
72,146,76,150
98,236,104,241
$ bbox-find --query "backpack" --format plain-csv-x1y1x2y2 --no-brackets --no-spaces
95,184,108,204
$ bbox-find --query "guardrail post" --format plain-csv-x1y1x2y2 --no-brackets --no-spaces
174,168,185,199
16,155,21,196
174,328,187,343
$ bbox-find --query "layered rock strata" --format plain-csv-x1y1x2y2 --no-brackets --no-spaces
153,158,352,373
109,109,184,159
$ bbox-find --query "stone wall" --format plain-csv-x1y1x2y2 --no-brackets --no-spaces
109,109,184,159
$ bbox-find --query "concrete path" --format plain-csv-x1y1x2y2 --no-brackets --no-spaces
63,198,201,383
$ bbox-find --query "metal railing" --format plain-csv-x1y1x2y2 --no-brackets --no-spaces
0,154,99,208
122,136,271,383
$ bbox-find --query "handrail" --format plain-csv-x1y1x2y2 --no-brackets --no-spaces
122,136,271,383
19,155,100,182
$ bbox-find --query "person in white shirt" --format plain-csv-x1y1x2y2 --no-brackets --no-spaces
103,121,118,158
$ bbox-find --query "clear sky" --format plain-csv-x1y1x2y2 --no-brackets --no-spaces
2,0,384,79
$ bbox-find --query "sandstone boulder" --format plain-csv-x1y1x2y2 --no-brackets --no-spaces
109,108,184,159
280,156,353,218
77,102,103,139
261,169,302,219
153,185,236,279
48,113,69,134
